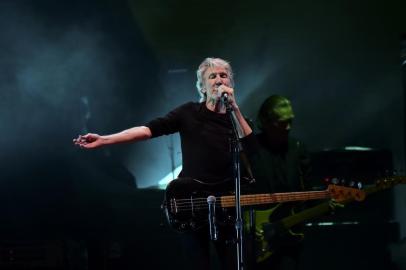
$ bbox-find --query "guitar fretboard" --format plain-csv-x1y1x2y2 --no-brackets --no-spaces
220,191,331,208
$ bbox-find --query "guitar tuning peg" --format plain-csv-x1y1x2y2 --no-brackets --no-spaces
383,169,396,177
349,181,355,187
331,178,339,185
357,182,363,189
375,179,384,188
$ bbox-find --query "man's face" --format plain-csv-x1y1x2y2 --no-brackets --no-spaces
272,105,294,132
272,118,293,132
202,66,232,102
264,104,294,143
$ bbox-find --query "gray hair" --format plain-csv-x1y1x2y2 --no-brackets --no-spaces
195,57,234,102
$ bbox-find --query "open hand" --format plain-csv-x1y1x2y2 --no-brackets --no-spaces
73,133,103,149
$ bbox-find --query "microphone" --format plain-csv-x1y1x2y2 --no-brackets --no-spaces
207,195,218,240
221,92,229,104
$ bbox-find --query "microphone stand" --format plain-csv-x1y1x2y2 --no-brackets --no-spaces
223,97,245,270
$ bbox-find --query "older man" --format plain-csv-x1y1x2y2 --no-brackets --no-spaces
74,57,254,270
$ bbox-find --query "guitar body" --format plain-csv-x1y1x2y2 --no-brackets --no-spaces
163,178,236,233
163,177,365,234
246,204,304,263
245,176,406,263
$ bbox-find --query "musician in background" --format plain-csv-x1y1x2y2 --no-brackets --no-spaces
74,57,254,270
244,95,311,270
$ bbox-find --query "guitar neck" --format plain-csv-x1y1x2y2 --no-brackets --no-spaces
219,190,331,208
279,176,405,229
265,177,405,231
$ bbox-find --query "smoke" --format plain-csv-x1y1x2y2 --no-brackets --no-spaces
0,2,118,160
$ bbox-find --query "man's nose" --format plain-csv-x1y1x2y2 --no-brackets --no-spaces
215,79,222,86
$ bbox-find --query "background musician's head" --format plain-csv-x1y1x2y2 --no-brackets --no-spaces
257,94,294,146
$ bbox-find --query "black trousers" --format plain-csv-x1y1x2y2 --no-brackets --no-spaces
180,226,238,270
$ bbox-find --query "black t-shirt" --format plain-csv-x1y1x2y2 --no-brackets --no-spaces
243,133,311,193
145,102,237,182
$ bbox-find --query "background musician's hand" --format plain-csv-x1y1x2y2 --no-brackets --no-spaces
328,199,345,213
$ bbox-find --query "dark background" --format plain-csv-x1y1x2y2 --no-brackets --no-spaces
1,0,406,269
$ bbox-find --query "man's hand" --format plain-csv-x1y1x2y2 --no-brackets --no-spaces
328,199,345,213
73,133,104,149
218,85,239,110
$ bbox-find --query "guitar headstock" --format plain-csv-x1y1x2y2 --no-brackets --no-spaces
375,176,406,190
327,184,366,202
323,177,365,202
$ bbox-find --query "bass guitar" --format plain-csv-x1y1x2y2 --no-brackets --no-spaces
162,177,365,233
251,176,406,263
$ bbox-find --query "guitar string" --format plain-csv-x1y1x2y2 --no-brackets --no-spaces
170,190,330,204
170,191,330,206
165,178,394,211
168,192,333,212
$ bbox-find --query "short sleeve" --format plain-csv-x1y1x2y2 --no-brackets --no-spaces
145,102,193,138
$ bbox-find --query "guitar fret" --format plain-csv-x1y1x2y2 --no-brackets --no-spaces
220,191,331,207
